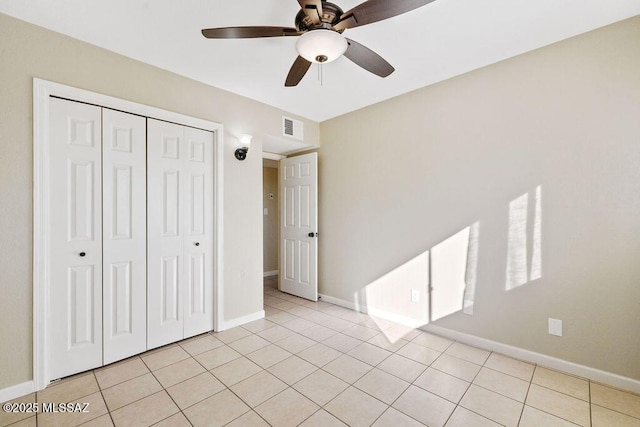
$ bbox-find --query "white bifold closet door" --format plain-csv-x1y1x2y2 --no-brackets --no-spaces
147,119,214,349
50,98,103,380
49,98,147,379
102,109,147,364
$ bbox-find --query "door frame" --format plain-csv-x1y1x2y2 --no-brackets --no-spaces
33,78,224,390
262,153,284,281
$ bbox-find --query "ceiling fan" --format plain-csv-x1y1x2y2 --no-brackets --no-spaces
201,0,435,86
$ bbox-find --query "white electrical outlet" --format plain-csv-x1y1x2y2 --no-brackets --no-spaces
548,318,563,337
263,208,268,216
411,289,420,303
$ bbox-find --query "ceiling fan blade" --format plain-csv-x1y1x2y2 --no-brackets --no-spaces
298,0,324,25
285,56,312,87
333,16,357,32
344,38,395,78
201,26,300,39
334,0,436,31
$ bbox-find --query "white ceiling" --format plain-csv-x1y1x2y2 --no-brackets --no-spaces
1,0,639,122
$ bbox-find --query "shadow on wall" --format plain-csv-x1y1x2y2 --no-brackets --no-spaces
353,186,543,343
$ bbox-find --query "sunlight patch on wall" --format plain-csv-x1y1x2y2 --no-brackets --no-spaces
364,251,430,331
431,227,472,322
530,185,542,281
360,222,481,341
506,186,542,291
463,222,480,315
506,193,529,289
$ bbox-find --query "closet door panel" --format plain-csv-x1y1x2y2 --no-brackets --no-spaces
102,108,147,364
184,127,214,338
147,119,185,349
49,98,103,379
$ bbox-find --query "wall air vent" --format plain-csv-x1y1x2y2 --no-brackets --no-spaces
282,116,303,141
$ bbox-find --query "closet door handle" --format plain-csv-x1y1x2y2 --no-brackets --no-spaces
194,242,200,246
79,252,86,257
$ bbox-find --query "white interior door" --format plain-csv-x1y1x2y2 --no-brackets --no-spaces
183,127,214,338
280,152,318,301
49,98,103,379
147,119,185,349
102,108,147,364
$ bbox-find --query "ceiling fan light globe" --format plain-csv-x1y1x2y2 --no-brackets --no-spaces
296,30,347,64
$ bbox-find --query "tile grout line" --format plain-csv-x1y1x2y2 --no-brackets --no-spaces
374,370,426,426
282,322,395,426
93,370,117,427
588,380,593,427
522,366,595,426
218,396,266,427
235,384,295,425
445,346,491,426
36,371,104,424
590,402,640,422
324,344,439,425
516,360,535,427
451,349,481,425
529,381,591,403
466,355,593,426
140,353,194,426
94,364,149,395
294,407,323,426
147,410,194,427
177,349,231,417
199,338,307,425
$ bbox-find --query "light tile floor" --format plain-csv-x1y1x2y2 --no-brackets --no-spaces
2,276,640,426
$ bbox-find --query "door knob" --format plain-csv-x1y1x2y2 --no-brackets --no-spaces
307,232,318,238
194,242,200,246
79,252,86,257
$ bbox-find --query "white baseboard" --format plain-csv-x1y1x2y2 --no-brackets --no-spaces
319,293,426,328
0,381,35,403
422,324,640,394
263,270,278,277
366,307,428,329
318,293,640,394
319,293,367,313
217,310,265,331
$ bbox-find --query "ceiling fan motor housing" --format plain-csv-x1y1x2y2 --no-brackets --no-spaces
295,2,345,32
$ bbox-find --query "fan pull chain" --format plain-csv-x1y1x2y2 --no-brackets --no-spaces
317,62,324,86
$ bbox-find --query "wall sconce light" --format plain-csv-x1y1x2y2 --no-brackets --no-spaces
235,134,252,161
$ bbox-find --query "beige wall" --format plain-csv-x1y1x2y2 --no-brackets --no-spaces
319,16,640,380
263,166,279,273
0,13,319,389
